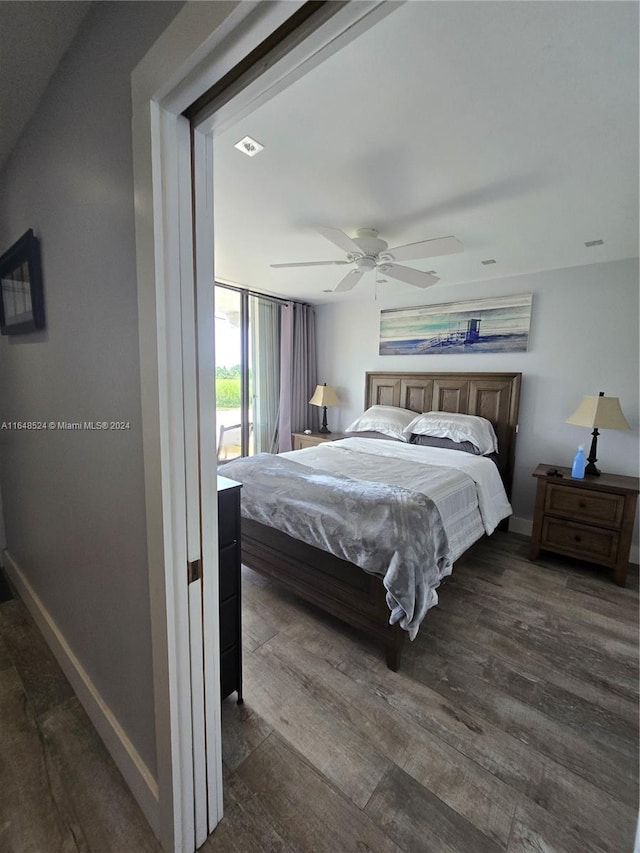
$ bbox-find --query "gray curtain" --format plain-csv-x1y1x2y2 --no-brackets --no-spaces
249,296,281,453
278,301,318,452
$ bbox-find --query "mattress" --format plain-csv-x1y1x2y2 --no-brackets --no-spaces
281,436,511,562
223,437,512,637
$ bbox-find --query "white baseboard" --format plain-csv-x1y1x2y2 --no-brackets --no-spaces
509,515,639,566
2,550,160,836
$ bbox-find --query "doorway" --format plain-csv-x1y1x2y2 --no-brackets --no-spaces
132,2,397,850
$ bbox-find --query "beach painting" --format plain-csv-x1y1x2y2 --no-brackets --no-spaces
379,294,532,355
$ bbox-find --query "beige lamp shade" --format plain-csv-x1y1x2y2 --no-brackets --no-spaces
566,395,630,430
309,383,340,407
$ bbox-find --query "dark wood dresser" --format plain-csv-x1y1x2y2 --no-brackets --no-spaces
217,475,243,703
529,464,639,586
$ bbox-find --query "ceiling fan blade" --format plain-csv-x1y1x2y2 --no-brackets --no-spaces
271,260,350,268
380,263,440,288
317,226,362,255
334,269,363,292
388,235,463,262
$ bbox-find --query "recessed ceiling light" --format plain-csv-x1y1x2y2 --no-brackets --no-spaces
481,259,497,265
234,136,264,157
585,239,604,247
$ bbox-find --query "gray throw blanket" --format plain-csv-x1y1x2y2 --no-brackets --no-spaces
221,453,451,638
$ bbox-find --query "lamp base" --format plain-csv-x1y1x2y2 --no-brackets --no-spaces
318,405,331,434
585,428,600,476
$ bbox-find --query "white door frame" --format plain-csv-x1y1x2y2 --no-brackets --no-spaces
131,2,396,851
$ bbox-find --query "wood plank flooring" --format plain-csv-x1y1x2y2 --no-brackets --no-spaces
1,536,637,852
209,532,638,853
0,597,161,853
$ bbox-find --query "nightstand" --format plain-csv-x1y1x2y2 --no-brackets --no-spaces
291,431,348,450
529,464,639,586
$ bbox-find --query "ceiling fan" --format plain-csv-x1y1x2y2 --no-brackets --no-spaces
271,227,463,291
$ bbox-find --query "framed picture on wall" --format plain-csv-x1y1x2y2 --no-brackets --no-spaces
0,229,45,335
379,293,532,355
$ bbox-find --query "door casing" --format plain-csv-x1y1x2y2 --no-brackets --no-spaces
131,2,396,850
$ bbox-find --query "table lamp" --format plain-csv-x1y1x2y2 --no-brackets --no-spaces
309,383,340,433
566,392,630,475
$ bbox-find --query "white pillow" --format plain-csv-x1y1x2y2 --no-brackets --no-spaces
404,411,498,455
345,405,415,442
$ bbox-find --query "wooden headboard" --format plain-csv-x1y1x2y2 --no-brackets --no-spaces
365,371,522,498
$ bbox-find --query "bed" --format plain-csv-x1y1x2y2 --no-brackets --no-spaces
226,371,521,670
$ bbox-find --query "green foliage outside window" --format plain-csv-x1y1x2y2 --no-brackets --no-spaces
215,365,254,409
216,378,241,409
216,365,241,379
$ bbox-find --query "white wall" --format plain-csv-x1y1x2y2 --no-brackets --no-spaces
316,257,640,554
0,1,183,777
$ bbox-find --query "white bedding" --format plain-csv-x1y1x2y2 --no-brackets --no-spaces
281,436,512,563
224,437,512,637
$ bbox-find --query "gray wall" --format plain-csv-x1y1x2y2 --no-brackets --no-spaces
0,1,183,775
315,257,640,555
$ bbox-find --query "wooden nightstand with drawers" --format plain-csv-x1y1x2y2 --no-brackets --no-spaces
529,464,639,586
291,431,348,450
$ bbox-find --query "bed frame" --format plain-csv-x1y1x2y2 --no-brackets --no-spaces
241,371,521,670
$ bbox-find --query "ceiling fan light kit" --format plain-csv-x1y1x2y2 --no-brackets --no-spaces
271,227,463,292
355,256,377,272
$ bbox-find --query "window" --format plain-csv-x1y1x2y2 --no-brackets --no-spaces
215,284,281,462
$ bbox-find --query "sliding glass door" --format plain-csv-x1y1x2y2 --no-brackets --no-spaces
249,294,280,454
215,284,281,462
215,286,245,462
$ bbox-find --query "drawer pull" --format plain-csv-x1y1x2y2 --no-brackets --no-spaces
578,501,586,509
574,535,582,543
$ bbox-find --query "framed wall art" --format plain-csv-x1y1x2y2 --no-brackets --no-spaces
379,293,532,355
0,229,45,336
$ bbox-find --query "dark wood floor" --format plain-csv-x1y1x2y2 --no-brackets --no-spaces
0,592,161,853
207,532,639,853
1,536,637,852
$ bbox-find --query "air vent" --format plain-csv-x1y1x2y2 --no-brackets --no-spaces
481,259,497,265
585,239,604,247
234,136,264,157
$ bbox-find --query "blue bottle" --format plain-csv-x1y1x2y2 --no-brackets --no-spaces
571,446,586,479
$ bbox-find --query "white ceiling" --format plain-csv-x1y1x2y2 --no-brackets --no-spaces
0,1,91,173
0,2,636,306
213,1,639,304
